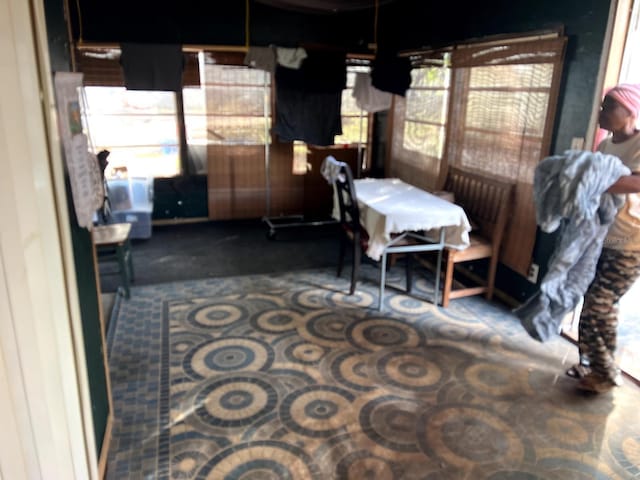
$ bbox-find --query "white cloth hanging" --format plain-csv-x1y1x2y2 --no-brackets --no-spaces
352,72,392,113
276,47,308,69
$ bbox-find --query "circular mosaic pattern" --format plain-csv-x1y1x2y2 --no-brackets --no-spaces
535,455,621,479
432,322,472,341
329,290,376,308
417,404,525,469
171,332,212,356
197,440,322,480
478,464,564,480
251,309,303,333
172,450,209,479
186,302,246,329
329,350,375,392
346,317,424,351
608,428,640,477
284,341,326,365
375,350,443,392
359,395,421,453
545,417,590,448
183,337,274,379
171,436,227,480
335,451,398,480
292,289,334,309
194,376,278,429
463,362,532,398
299,310,352,347
280,385,355,438
387,295,434,314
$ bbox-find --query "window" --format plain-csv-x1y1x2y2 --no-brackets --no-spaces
402,61,450,159
83,87,180,178
447,62,554,181
389,54,451,190
389,37,566,275
184,62,271,147
335,66,370,147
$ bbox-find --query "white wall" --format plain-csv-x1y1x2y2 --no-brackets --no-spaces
0,0,96,478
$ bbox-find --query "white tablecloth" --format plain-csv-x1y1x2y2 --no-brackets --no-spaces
353,178,471,260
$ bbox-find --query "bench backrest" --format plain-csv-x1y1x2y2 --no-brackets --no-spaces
443,167,515,244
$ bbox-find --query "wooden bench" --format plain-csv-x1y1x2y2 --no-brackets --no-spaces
440,167,515,307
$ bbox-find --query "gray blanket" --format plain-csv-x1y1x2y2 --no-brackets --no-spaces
515,150,629,341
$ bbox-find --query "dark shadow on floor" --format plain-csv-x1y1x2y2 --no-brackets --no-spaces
99,219,342,292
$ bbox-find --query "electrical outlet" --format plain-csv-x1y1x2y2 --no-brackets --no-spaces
527,263,539,283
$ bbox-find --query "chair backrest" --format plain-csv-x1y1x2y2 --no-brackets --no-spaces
333,162,362,234
444,167,514,243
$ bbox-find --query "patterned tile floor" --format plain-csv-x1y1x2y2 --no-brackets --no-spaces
106,266,640,479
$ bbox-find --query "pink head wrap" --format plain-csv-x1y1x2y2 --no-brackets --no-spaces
605,83,640,119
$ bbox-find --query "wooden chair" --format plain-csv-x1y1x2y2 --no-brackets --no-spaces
440,167,514,307
332,161,412,300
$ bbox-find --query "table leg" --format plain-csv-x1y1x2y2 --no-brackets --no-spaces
116,245,130,299
434,229,445,306
125,239,135,282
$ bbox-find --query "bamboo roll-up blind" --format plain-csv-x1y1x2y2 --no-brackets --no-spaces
203,62,272,220
75,48,201,87
446,36,567,275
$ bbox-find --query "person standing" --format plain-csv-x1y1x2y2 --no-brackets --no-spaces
569,83,640,393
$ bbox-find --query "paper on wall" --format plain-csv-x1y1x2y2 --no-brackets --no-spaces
54,72,104,229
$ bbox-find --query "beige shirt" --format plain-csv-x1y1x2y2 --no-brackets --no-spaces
598,132,640,250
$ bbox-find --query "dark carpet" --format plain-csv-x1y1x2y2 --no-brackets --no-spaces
99,219,341,292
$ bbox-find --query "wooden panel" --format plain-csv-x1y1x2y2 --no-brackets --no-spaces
267,140,304,216
501,182,537,276
207,145,266,219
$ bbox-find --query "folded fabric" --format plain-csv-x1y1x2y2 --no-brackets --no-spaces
320,155,345,184
515,150,629,341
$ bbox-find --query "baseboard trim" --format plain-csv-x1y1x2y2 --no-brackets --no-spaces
152,217,209,226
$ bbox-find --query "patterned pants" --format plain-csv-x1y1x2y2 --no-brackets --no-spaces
578,247,640,381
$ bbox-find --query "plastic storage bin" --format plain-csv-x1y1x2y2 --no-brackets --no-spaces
107,177,154,239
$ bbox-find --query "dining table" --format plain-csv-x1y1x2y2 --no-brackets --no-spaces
344,177,472,309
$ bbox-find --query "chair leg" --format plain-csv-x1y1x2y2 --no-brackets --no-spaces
405,253,412,294
442,253,454,308
337,234,346,278
434,248,443,306
116,245,131,299
485,255,498,301
379,250,387,311
350,235,360,295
